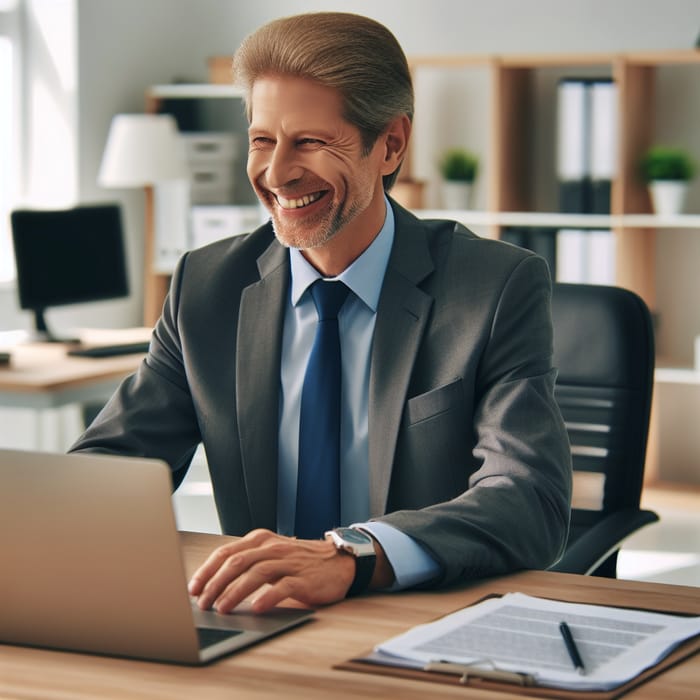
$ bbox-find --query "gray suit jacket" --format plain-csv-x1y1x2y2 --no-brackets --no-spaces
71,199,572,586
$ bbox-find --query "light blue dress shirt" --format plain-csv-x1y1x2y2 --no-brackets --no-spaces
277,198,440,589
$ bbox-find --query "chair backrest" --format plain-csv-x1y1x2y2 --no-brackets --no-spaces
552,283,655,529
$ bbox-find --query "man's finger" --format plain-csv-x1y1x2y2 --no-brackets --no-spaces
188,543,238,596
188,532,355,613
204,541,334,611
187,529,275,595
194,541,285,609
209,559,294,613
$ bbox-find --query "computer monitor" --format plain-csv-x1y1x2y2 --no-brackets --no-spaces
10,204,129,342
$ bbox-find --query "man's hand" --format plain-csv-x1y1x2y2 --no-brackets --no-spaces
188,529,358,614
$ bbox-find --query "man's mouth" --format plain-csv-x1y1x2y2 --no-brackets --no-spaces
274,191,326,210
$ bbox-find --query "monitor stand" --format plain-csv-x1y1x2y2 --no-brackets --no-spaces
32,307,80,344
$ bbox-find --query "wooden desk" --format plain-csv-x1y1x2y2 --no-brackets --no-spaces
0,334,146,449
1,531,698,699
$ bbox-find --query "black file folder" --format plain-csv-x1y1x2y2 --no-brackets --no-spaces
588,79,617,214
501,227,557,277
556,78,590,214
556,77,617,215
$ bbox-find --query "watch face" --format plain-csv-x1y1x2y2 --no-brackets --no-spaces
335,527,371,544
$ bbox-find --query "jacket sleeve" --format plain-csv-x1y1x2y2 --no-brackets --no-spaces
69,253,201,488
376,254,573,586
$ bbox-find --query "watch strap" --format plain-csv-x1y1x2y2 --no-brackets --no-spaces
346,555,377,598
347,548,376,597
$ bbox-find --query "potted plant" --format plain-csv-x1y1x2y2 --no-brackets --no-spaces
438,148,478,209
640,146,696,216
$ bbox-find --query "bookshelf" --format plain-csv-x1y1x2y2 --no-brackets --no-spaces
148,51,700,351
141,51,700,484
143,80,257,325
397,51,700,312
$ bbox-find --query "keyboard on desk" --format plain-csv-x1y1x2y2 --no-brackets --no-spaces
67,341,150,358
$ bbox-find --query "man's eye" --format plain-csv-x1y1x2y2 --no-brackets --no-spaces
251,137,274,147
297,138,324,147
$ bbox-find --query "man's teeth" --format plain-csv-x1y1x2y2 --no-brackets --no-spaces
276,192,322,209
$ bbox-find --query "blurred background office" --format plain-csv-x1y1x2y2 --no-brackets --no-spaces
0,0,698,583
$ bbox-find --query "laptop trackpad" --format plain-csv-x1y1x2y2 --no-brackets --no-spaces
196,626,243,650
191,601,314,635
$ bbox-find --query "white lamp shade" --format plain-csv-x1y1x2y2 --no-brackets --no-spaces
98,114,188,187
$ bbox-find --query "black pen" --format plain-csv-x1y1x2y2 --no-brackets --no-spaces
559,621,586,675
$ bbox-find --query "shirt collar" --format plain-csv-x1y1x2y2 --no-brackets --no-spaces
289,196,395,312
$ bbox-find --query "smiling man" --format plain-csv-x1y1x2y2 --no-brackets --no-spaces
71,12,571,614
245,73,405,276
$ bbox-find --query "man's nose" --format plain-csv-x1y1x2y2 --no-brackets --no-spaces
265,144,304,187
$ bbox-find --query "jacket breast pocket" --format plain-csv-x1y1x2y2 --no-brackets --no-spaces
407,377,465,425
390,378,474,510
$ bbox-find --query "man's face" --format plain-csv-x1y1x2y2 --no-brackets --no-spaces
246,75,388,252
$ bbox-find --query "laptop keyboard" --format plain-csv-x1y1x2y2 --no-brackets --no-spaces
196,626,243,650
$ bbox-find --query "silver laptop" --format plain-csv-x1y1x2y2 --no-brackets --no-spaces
0,448,313,664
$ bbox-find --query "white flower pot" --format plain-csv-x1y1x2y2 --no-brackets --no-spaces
649,180,688,216
441,181,472,210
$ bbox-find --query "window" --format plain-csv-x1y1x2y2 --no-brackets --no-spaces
0,1,20,283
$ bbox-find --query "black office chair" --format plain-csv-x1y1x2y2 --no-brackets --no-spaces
549,283,659,577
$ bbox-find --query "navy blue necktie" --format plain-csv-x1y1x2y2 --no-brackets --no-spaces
295,280,350,539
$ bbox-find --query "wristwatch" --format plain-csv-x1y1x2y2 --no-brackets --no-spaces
325,527,376,597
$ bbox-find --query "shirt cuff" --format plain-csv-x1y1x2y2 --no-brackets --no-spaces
351,521,441,590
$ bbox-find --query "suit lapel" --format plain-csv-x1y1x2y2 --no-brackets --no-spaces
235,205,436,523
368,204,435,517
236,239,289,530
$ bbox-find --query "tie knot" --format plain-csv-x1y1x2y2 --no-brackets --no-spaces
310,280,349,321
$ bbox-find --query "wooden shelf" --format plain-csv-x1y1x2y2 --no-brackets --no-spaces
655,367,700,384
414,210,700,230
147,84,245,99
405,50,700,311
143,48,700,328
499,52,616,68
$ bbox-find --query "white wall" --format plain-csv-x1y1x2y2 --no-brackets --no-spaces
3,0,698,314
3,0,698,328
1,0,699,448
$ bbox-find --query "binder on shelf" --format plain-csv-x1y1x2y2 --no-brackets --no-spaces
502,227,557,278
587,229,616,285
556,79,590,214
589,79,618,214
556,77,617,215
527,228,557,276
556,229,588,283
555,228,616,285
500,227,528,249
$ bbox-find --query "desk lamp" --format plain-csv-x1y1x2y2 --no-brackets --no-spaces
98,114,187,322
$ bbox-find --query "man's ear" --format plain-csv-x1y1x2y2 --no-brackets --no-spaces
379,114,411,176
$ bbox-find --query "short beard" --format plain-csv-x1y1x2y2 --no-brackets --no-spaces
271,197,361,250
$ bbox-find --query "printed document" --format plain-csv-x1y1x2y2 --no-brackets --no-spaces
373,593,700,690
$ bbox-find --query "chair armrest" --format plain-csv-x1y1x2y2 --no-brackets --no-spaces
550,508,659,575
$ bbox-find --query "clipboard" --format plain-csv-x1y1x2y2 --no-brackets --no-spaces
334,595,700,699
